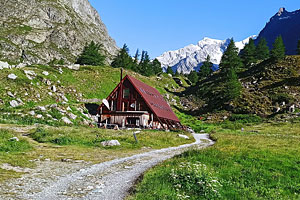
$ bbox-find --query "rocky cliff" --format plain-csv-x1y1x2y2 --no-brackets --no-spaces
0,0,118,64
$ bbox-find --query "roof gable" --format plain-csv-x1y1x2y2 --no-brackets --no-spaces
126,75,179,122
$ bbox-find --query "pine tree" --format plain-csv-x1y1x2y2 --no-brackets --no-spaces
76,41,106,66
219,39,243,74
166,66,174,75
199,55,213,79
224,68,242,101
188,70,199,85
270,36,286,60
139,51,153,76
256,38,270,60
297,40,300,55
111,44,135,70
241,38,257,67
151,58,163,75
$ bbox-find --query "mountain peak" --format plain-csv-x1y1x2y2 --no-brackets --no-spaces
277,7,287,16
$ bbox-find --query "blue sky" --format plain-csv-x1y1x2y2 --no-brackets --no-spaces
90,0,299,58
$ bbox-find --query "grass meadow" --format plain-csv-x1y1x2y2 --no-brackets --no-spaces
128,122,300,200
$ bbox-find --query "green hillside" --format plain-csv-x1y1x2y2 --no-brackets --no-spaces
0,64,188,126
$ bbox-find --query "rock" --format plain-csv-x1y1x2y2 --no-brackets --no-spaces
37,106,46,112
42,71,49,76
9,100,19,107
67,64,80,70
62,117,73,125
66,106,72,111
9,137,19,142
200,130,205,133
50,104,58,108
24,70,36,76
48,92,53,96
289,104,295,113
8,74,17,80
59,68,63,74
168,74,172,77
0,0,118,65
36,114,43,119
61,95,68,102
0,61,10,69
16,63,26,68
51,85,57,92
36,93,41,99
7,91,15,98
46,80,51,86
101,140,121,147
28,111,35,116
178,134,189,139
67,113,77,120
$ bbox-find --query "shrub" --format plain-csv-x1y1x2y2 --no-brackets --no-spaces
229,114,262,123
169,161,222,199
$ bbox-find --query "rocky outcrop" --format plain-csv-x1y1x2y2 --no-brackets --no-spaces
0,0,118,64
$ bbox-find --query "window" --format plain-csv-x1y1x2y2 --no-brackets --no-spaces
123,88,130,99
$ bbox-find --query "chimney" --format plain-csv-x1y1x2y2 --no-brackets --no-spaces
120,68,123,82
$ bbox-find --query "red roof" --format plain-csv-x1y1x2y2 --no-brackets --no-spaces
126,75,180,122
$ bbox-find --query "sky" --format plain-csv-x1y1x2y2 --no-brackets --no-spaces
90,0,299,58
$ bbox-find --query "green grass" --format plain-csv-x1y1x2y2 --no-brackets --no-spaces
128,122,300,200
0,129,32,152
30,126,194,149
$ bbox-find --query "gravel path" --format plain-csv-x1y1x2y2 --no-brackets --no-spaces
0,133,214,200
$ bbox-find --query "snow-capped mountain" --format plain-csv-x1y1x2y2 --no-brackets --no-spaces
157,36,255,74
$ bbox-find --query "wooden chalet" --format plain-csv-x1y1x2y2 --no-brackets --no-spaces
97,73,183,130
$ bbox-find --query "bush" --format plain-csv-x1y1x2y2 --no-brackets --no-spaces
170,161,222,199
229,114,262,123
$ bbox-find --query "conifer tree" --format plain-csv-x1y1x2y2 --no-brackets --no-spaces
139,51,153,76
219,39,243,101
188,70,199,85
166,66,174,75
224,68,242,101
241,38,256,67
76,41,106,66
297,40,300,55
111,44,135,69
152,58,163,75
270,36,286,60
219,39,243,73
256,38,270,60
199,55,213,79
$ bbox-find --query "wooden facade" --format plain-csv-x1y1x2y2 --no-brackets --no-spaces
98,75,183,130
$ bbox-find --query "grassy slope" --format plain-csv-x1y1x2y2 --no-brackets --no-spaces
128,122,300,200
186,56,300,117
0,64,184,125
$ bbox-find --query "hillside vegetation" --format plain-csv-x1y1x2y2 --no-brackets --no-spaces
184,56,300,119
0,64,188,126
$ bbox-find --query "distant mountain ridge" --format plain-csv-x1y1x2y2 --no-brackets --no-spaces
255,7,300,55
0,0,118,64
156,36,255,74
